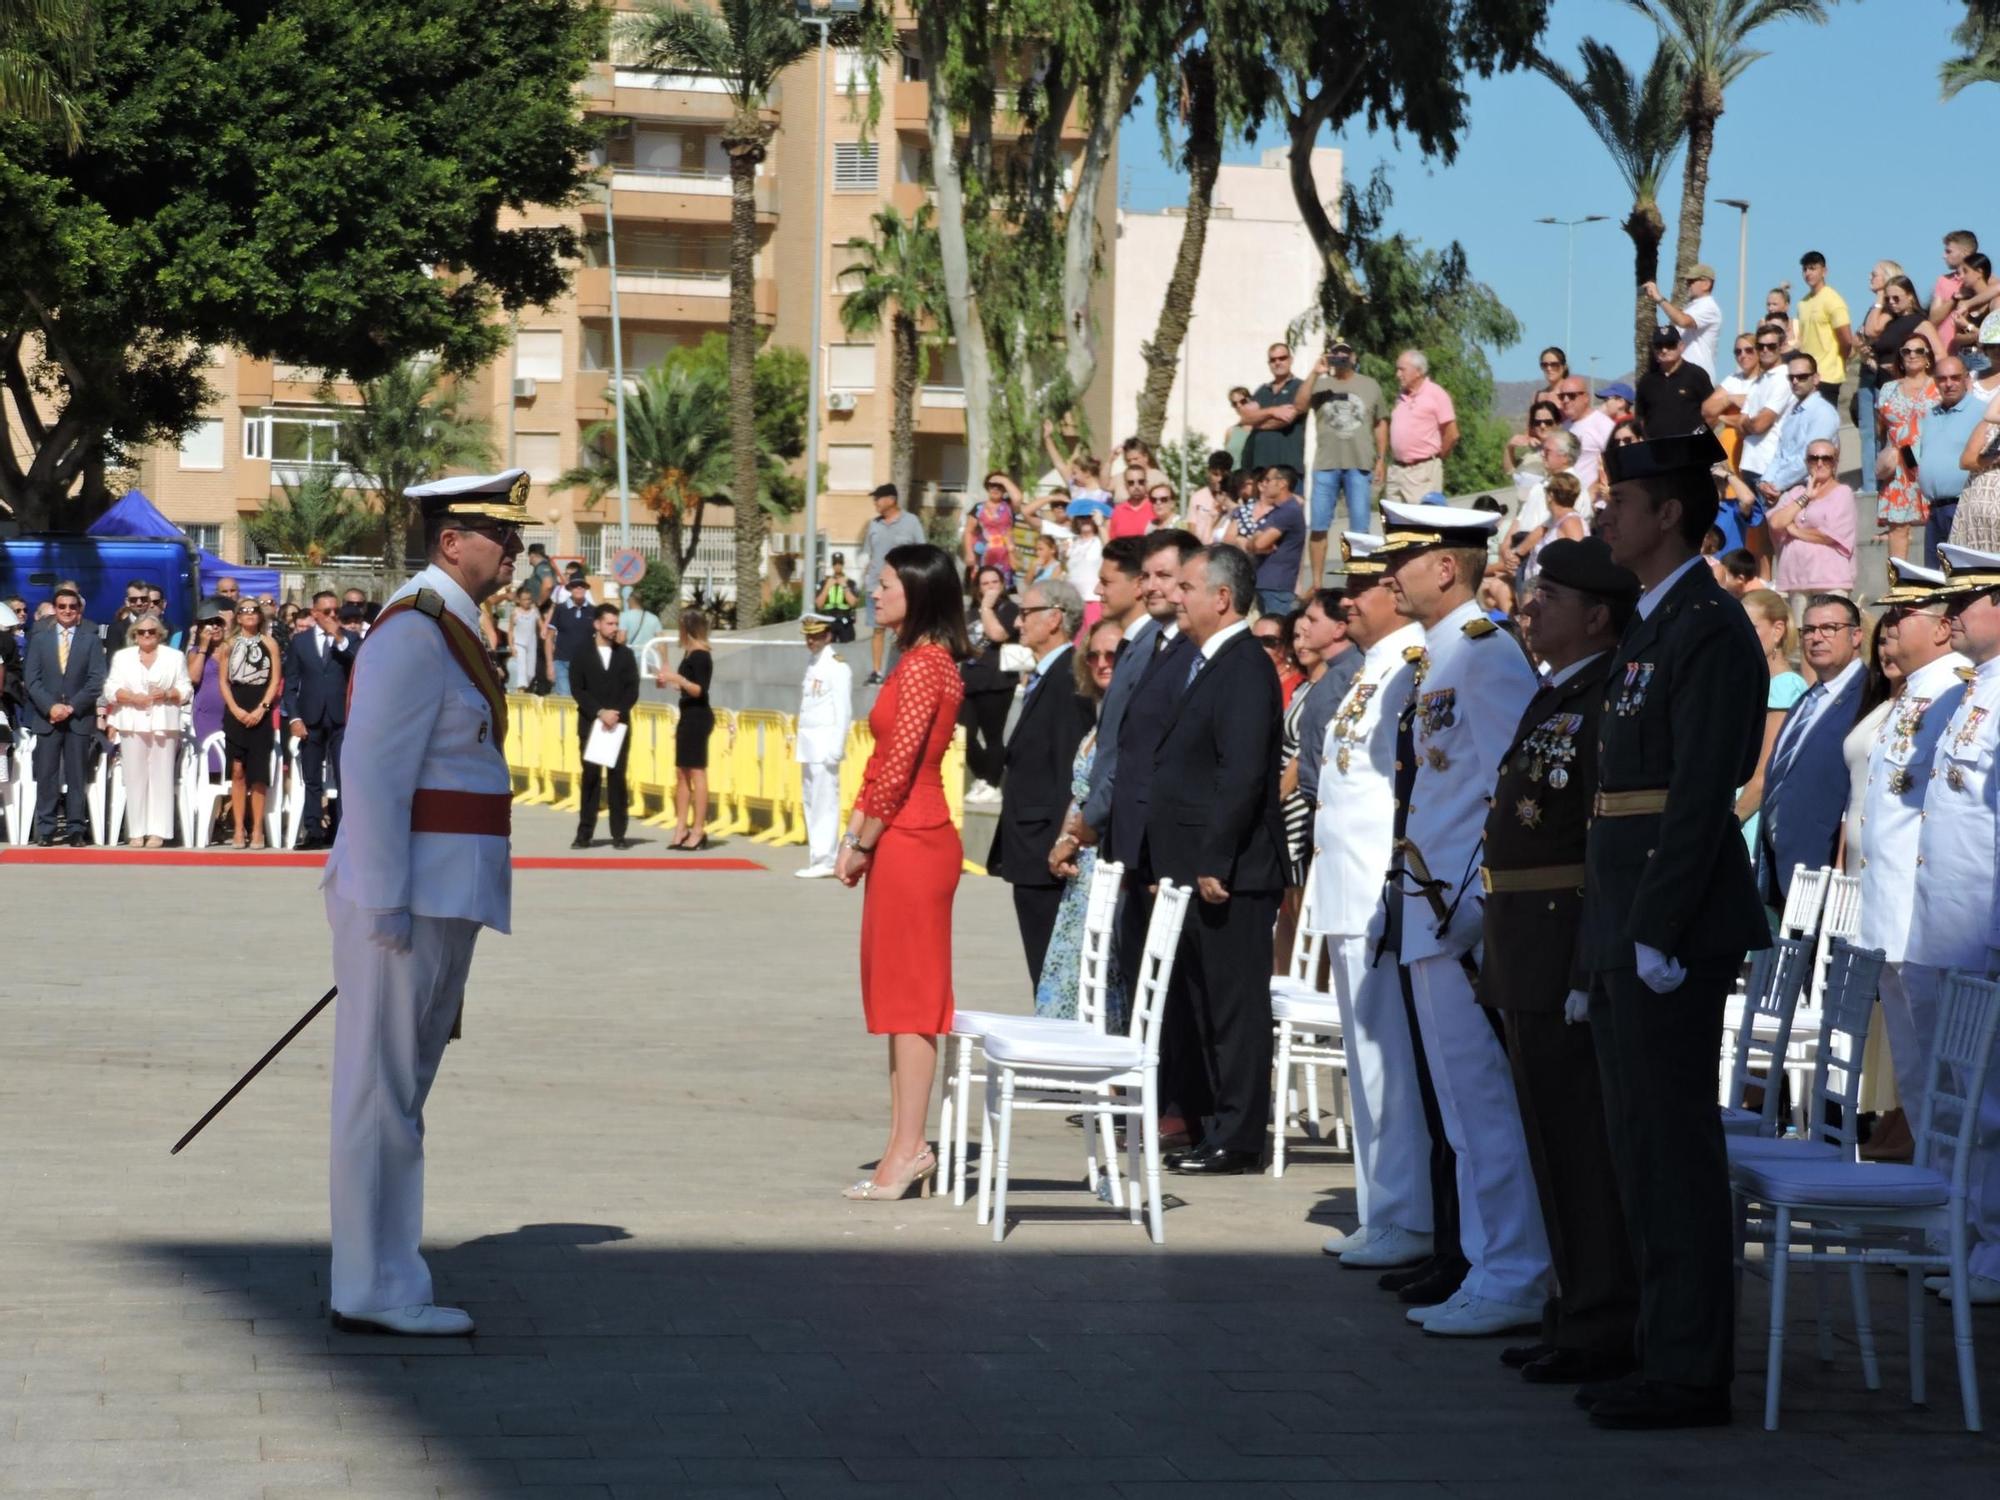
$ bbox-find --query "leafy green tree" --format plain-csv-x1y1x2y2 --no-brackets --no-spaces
0,0,597,530
0,0,91,143
1534,38,1688,373
616,0,877,624
839,203,945,508
1155,430,1212,501
1624,0,1834,291
1943,0,2000,96
245,470,371,571
333,360,495,576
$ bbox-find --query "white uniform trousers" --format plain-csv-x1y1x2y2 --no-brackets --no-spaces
801,761,841,870
1328,935,1432,1235
1407,956,1551,1305
117,732,178,841
1880,964,1939,1118
326,891,479,1316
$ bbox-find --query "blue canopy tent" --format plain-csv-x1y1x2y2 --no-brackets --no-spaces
86,490,282,597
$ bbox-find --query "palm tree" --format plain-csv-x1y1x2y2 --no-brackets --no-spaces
559,356,732,575
617,0,870,624
1942,1,2000,97
245,471,371,576
0,0,92,146
1625,0,1832,293
332,360,494,578
1533,39,1689,374
1134,43,1222,451
838,204,943,510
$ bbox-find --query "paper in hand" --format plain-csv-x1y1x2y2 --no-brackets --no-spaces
583,720,628,768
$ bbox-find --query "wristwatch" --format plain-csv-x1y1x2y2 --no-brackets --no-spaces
841,833,875,856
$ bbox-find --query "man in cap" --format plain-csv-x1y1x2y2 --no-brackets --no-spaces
1855,559,1966,1162
1306,340,1389,576
1635,325,1714,438
322,468,527,1337
1477,538,1639,1387
1899,543,2000,1304
795,613,853,879
1309,534,1434,1271
1580,429,1770,1427
1377,499,1550,1337
1645,265,1723,380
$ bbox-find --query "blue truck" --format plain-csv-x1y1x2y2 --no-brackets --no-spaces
0,535,202,635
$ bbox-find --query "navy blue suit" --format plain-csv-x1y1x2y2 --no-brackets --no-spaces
21,618,108,840
1757,664,1867,907
281,626,359,841
1106,627,1196,876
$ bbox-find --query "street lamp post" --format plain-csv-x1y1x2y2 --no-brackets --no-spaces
795,0,861,615
1535,215,1609,358
1716,197,1751,344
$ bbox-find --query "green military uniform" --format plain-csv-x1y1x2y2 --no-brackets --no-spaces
1582,439,1770,1408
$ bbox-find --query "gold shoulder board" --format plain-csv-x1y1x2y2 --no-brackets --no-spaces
1958,666,1979,683
1463,617,1498,639
413,589,446,620
1403,646,1426,663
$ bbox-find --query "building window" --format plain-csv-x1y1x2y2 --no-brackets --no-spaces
827,444,876,493
576,523,603,573
832,48,875,94
514,330,564,383
178,419,225,471
826,343,875,393
832,142,879,192
516,432,563,483
900,49,924,83
896,145,933,186
183,523,222,553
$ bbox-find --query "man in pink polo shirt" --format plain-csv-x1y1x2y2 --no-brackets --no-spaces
1385,349,1458,505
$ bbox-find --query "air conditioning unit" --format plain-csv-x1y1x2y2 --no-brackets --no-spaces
512,377,538,400
826,390,857,412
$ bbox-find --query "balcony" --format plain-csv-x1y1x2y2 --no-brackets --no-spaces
584,167,777,227
574,265,775,327
583,62,778,125
916,386,967,436
892,81,1082,141
575,368,644,423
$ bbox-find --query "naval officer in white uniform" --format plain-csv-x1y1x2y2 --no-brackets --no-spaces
1308,534,1433,1270
795,612,853,879
323,469,526,1336
1902,543,2000,1305
1378,500,1551,1338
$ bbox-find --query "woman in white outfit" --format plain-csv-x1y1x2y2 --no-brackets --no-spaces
104,612,192,848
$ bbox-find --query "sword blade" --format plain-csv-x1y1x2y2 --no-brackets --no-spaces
169,984,338,1155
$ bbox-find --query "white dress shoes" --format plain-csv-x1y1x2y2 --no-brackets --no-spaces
794,864,837,879
1339,1226,1433,1270
1412,1289,1542,1338
1926,1273,2000,1304
1320,1225,1370,1257
330,1303,475,1337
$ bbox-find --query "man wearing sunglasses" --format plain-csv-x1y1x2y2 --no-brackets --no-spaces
104,579,150,656
1917,356,1989,567
322,468,527,1339
1753,354,1839,513
1237,343,1307,476
20,585,108,845
282,591,361,850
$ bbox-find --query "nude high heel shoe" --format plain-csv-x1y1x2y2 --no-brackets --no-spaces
843,1145,937,1201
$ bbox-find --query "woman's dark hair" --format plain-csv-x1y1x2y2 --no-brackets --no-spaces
886,543,972,656
1528,399,1560,426
1206,449,1234,475
1858,611,1896,720
1539,345,1568,371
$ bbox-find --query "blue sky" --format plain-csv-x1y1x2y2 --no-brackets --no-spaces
1120,0,1999,382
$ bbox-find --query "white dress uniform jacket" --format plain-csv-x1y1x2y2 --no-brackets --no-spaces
323,566,512,934
1396,600,1541,962
1906,656,2000,971
1308,621,1424,936
1857,651,1969,961
795,647,853,764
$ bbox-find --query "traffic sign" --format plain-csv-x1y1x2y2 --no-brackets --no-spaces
610,548,647,586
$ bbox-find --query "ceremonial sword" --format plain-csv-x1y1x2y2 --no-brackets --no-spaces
1393,838,1481,985
170,984,337,1155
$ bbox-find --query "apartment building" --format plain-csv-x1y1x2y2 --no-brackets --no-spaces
129,4,1115,587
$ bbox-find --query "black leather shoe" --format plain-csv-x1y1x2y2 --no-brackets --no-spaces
570,834,593,850
65,831,90,847
1377,1258,1441,1293
611,836,634,850
1586,1379,1730,1429
294,833,326,851
1522,1348,1637,1386
1162,1143,1207,1171
1574,1373,1644,1412
1500,1342,1554,1370
1171,1146,1259,1176
1395,1261,1469,1306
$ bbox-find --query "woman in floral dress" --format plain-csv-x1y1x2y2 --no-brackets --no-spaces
1874,336,1939,564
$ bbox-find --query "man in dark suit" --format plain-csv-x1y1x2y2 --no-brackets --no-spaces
1147,543,1287,1176
1756,593,1867,906
1582,430,1771,1429
1059,535,1152,869
21,586,108,845
570,603,640,849
282,590,361,849
989,579,1092,989
1478,538,1639,1387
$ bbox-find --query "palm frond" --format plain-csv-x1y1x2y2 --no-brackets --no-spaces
1531,38,1687,199
615,0,816,109
1942,7,2000,99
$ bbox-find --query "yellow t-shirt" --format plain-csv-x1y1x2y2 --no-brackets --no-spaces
1797,285,1852,384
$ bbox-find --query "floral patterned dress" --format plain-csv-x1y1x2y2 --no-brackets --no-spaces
1876,377,1937,526
1032,732,1128,1031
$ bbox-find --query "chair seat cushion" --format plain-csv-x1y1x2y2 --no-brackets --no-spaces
1272,992,1342,1027
1726,1135,1843,1165
1270,976,1319,1001
983,1028,1143,1070
1733,1156,1950,1209
1718,1105,1765,1136
953,1009,1095,1040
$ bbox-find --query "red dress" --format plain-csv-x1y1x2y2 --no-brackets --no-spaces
857,643,965,1034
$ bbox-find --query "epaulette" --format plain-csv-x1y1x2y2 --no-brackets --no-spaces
1463,617,1498,639
1403,646,1427,664
413,589,446,620
1958,666,1979,683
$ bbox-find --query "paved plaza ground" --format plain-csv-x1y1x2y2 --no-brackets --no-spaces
2,803,1996,1497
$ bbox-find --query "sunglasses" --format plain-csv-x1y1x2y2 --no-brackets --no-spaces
1268,355,1290,364
1902,346,1931,357
1788,372,1817,382
1530,417,1554,428
1806,453,1837,464
1539,359,1564,369
1085,649,1118,663
1557,391,1587,401
1735,346,1757,356
1254,634,1284,649
1945,592,1995,617
132,627,161,637
1757,341,1783,351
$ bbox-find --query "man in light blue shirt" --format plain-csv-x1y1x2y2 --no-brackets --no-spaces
1919,356,1989,566
1755,352,1840,501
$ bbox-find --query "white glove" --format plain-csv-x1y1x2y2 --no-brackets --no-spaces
1634,941,1686,994
1563,989,1591,1025
1364,901,1387,945
366,908,413,955
1439,896,1484,957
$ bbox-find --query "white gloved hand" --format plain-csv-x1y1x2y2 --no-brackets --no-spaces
366,908,413,955
1439,896,1485,957
1634,941,1686,994
1563,988,1591,1025
1365,901,1387,945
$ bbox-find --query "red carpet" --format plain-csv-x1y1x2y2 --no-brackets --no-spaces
0,848,765,871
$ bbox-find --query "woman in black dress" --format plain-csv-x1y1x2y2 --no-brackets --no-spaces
222,599,280,849
655,606,715,849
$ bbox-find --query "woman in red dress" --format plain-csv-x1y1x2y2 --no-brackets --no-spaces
836,543,970,1200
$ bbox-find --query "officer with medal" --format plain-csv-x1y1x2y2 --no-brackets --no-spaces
1856,559,1965,1131
1583,429,1769,1428
794,612,853,879
322,470,526,1337
1476,537,1639,1388
1307,534,1434,1272
1377,499,1552,1339
1901,542,2000,1306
